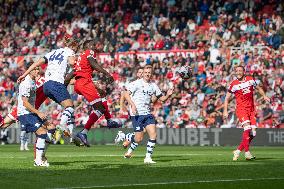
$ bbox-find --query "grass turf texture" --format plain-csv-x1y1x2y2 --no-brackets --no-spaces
0,145,283,189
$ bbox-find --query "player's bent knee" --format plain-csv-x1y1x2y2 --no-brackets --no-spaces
36,127,47,136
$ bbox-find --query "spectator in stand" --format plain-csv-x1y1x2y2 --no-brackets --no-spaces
0,0,283,128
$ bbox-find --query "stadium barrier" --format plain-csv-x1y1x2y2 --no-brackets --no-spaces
3,127,284,146
4,49,206,66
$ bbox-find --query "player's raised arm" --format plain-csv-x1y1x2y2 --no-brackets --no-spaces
158,88,174,102
88,56,114,82
17,58,46,83
223,91,232,119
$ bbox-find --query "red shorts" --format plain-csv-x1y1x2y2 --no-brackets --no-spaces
8,107,18,121
74,78,101,105
35,86,48,109
236,107,256,129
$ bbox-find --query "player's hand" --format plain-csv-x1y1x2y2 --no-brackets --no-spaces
263,96,270,103
251,129,257,137
37,112,47,120
17,75,25,83
131,105,138,115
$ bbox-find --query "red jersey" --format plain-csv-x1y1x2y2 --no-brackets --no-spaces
35,76,47,109
228,76,258,109
74,49,97,79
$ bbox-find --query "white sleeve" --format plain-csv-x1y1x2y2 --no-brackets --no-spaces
126,80,138,94
153,83,162,97
19,81,32,98
66,49,75,57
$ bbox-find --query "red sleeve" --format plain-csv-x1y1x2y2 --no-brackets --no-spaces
228,82,234,93
247,76,258,87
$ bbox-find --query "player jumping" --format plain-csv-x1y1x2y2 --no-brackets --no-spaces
72,39,120,147
223,65,270,161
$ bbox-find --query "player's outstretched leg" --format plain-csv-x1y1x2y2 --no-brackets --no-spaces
74,99,105,147
102,100,122,128
74,110,102,147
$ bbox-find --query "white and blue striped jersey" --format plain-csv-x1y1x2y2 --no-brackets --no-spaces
44,47,75,84
126,79,162,116
17,75,36,116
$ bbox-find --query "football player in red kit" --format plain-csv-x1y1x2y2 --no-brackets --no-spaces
223,65,270,160
73,39,120,147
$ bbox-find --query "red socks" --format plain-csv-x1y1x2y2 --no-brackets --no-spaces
84,112,100,130
102,101,111,120
238,129,252,152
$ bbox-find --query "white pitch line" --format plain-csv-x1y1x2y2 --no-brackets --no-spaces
0,153,223,159
52,177,284,189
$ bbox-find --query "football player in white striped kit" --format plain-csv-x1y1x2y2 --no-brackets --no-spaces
117,65,174,164
17,37,79,136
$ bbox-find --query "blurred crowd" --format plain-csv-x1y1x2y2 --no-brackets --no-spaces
0,0,284,128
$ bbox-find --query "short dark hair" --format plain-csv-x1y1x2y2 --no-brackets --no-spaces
235,65,245,71
83,40,93,49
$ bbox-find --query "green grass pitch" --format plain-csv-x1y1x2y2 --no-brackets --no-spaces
0,145,283,189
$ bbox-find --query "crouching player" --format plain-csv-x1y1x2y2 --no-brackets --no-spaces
17,65,55,166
